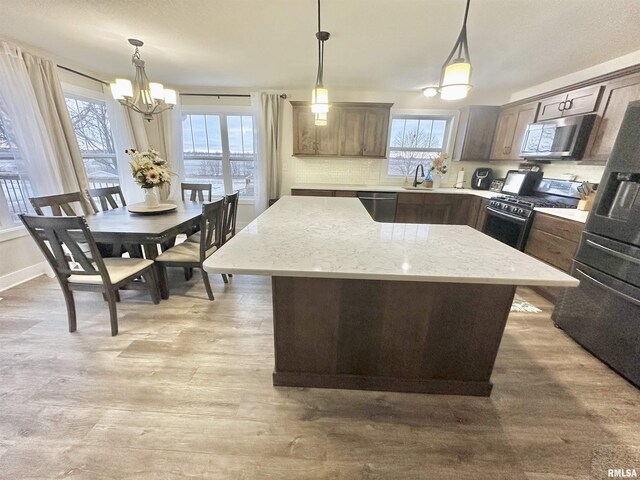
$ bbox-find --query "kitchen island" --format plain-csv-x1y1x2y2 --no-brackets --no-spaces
203,196,578,396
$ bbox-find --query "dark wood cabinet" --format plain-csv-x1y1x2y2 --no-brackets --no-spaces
524,212,584,303
537,85,603,121
453,106,500,161
291,189,335,197
490,102,539,160
475,198,489,230
292,102,392,158
395,193,479,225
583,74,640,164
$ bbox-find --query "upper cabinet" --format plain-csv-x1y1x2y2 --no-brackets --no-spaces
490,102,539,161
291,102,392,158
537,85,603,121
453,106,500,161
583,74,640,163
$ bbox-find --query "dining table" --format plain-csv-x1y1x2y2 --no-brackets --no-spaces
83,201,208,299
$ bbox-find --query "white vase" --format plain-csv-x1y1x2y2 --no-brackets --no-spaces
144,188,160,208
432,175,441,189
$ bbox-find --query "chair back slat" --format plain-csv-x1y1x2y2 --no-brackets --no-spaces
199,198,225,262
19,215,108,282
181,183,212,202
86,186,126,213
222,191,239,244
29,192,91,217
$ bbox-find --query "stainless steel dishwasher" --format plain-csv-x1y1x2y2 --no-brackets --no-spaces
357,192,398,222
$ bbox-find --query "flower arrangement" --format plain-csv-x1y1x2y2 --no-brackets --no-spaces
428,152,449,177
127,148,174,189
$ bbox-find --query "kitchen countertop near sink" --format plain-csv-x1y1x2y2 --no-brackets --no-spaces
204,196,579,287
290,184,590,223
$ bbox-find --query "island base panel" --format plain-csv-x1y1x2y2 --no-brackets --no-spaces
271,276,516,396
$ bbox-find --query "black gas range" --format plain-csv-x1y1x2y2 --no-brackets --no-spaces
483,178,583,251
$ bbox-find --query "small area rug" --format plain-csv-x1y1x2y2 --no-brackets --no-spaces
510,294,542,313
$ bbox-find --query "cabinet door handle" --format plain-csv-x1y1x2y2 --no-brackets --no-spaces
558,101,565,111
565,99,573,110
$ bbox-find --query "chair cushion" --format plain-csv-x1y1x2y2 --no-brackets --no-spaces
156,241,217,263
68,258,154,285
186,231,201,243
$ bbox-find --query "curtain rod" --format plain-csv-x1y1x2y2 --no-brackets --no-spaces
56,66,289,100
57,65,110,86
181,93,287,99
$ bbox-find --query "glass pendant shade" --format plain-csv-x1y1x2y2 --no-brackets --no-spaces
110,83,124,100
115,78,133,98
164,89,177,105
440,60,471,100
311,87,329,113
149,82,165,100
314,112,327,126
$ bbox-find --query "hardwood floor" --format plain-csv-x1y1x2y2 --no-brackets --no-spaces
0,273,638,479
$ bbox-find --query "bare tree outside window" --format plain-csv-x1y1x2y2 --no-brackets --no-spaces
387,117,451,177
65,96,119,187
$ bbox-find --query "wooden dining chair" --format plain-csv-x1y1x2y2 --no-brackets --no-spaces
186,191,239,283
156,198,225,301
181,183,212,202
29,192,92,216
19,214,159,336
86,186,126,213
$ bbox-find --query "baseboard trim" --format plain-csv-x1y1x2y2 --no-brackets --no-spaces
0,261,51,292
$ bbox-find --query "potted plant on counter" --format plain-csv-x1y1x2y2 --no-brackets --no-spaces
426,152,449,189
127,148,174,207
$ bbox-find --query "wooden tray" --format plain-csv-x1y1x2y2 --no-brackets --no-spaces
128,203,177,215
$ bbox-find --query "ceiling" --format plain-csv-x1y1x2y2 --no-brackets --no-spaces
1,0,640,99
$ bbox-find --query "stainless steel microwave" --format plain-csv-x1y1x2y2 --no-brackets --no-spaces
520,114,596,160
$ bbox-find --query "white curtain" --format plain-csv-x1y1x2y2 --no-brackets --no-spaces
103,84,149,204
155,94,184,202
251,92,284,214
22,50,91,211
0,41,64,200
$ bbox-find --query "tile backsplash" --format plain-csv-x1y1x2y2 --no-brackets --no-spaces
291,156,606,188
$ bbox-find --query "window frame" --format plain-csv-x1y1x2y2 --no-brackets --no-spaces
62,84,119,190
182,105,255,204
382,108,459,181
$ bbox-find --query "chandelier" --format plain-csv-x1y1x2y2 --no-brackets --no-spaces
423,0,473,100
110,39,176,121
311,0,330,126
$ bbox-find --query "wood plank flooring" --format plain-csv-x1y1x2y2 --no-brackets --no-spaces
0,272,638,479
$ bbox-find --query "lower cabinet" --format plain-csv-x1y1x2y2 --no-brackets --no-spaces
524,212,584,302
395,193,480,225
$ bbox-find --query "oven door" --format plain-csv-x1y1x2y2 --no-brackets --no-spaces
552,261,640,387
482,206,531,251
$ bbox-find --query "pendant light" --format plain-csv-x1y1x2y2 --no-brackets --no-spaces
311,0,330,125
110,39,176,121
423,0,473,101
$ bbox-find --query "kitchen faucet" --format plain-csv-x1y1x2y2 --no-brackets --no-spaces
413,164,425,187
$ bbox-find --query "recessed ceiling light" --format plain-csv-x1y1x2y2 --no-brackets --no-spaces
422,87,439,98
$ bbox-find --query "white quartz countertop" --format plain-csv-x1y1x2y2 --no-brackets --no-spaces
534,207,590,223
203,196,579,287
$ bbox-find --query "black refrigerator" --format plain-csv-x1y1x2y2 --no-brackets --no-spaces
552,100,640,387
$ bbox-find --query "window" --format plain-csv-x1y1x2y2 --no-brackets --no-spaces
386,115,452,177
65,95,119,188
0,115,33,225
182,113,255,199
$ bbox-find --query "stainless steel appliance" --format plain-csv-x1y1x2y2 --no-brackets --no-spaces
482,177,583,251
471,168,494,190
490,179,504,192
357,192,398,222
553,101,640,387
501,170,543,195
520,114,595,160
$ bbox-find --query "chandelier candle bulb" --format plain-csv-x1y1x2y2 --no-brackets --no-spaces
311,87,329,113
110,83,124,100
440,61,472,100
314,111,328,126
